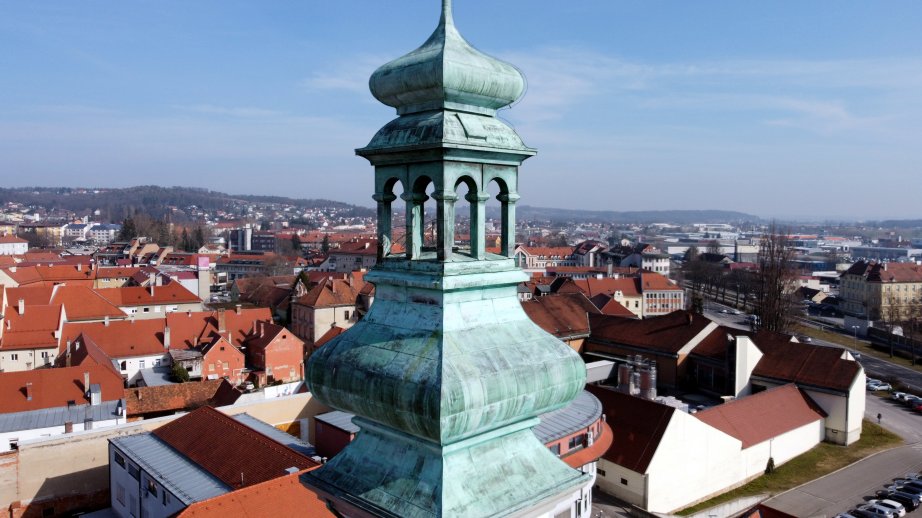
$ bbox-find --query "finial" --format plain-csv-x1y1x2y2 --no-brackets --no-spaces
441,0,454,26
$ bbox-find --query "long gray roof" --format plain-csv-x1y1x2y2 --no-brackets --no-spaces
533,390,603,444
110,433,230,505
315,410,360,434
233,413,316,457
0,399,124,433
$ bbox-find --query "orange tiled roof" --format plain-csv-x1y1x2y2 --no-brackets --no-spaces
61,319,166,358
95,281,201,307
695,384,826,448
176,469,333,517
0,365,125,413
588,311,712,355
0,235,28,244
166,308,272,348
573,277,641,298
521,293,599,339
296,278,362,309
152,406,319,488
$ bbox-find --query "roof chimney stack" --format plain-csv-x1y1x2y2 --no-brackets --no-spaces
18,298,24,315
83,371,90,397
235,304,242,316
66,340,72,367
218,308,227,333
104,315,110,327
164,326,171,349
25,382,33,401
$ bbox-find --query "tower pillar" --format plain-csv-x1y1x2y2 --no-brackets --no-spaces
499,192,520,257
433,189,458,261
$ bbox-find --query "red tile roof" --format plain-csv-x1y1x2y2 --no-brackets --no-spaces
843,260,922,283
518,246,574,258
573,277,641,298
125,379,240,416
153,406,319,489
597,297,637,318
165,308,272,348
586,385,674,473
0,365,124,413
50,285,125,321
313,326,347,348
695,384,826,448
95,281,201,307
0,235,28,244
62,318,167,358
588,311,712,355
521,293,599,339
176,469,333,517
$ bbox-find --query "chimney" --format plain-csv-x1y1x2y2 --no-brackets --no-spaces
164,326,171,349
687,313,694,326
218,308,227,333
83,372,90,396
25,382,33,401
104,315,110,327
18,299,24,315
77,263,82,271
66,340,72,367
235,304,242,316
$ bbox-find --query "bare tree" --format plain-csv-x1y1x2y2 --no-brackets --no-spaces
706,240,721,256
882,293,902,359
754,223,797,334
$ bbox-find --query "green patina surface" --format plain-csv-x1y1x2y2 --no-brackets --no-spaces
304,1,589,516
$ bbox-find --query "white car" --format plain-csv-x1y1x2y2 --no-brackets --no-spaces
856,503,896,518
868,382,892,392
868,499,906,517
891,392,907,402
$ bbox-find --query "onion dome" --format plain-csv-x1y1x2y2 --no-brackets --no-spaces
369,0,526,116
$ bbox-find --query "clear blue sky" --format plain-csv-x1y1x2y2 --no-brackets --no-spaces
2,1,920,220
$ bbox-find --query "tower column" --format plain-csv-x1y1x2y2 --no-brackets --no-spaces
466,191,490,260
402,192,428,259
373,192,397,260
498,192,520,257
432,190,458,261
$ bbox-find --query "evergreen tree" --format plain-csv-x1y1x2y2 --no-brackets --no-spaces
180,228,191,251
118,216,137,241
321,234,330,253
192,225,206,251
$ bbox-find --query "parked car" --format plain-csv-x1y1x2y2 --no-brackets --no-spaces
867,378,882,385
730,309,742,315
905,395,922,408
891,392,907,402
856,503,896,518
867,382,892,392
796,334,813,343
887,484,922,499
877,489,920,512
894,480,922,495
867,499,906,517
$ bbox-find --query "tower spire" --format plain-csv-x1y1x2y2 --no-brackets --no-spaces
441,0,453,26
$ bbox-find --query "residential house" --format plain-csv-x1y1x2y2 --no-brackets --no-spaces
520,292,600,353
0,300,65,372
95,281,203,319
316,238,379,273
514,245,577,274
199,334,246,384
0,360,125,450
124,379,240,420
245,321,306,384
291,277,364,344
0,234,29,255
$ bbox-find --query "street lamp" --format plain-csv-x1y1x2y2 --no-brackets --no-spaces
851,325,859,349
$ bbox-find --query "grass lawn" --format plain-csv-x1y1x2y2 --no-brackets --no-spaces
676,419,902,516
794,324,922,376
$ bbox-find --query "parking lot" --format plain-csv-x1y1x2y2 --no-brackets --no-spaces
765,395,922,517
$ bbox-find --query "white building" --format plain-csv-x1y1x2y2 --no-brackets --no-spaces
0,234,28,255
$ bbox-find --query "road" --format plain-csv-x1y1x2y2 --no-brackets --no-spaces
765,395,922,517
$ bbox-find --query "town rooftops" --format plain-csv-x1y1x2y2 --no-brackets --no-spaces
125,379,240,417
695,384,826,448
0,398,124,434
296,277,362,308
95,281,201,307
152,406,319,489
843,260,922,283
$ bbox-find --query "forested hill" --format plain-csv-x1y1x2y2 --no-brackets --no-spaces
0,186,373,222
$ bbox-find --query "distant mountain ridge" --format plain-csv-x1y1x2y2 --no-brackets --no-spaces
0,186,373,222
506,205,760,224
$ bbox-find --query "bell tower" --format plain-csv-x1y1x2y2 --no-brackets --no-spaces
303,2,589,516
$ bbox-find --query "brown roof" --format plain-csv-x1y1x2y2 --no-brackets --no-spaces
50,285,125,321
152,406,319,489
695,384,826,448
0,235,27,244
639,272,682,291
750,332,861,392
125,379,240,416
0,365,124,413
521,293,599,339
313,326,347,348
843,260,922,283
586,385,675,473
518,246,574,258
165,308,272,348
597,296,637,318
573,277,641,298
5,264,95,286
176,469,333,517
588,311,712,355
689,326,735,361
245,321,303,352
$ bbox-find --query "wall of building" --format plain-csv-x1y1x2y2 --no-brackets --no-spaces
595,460,646,508
117,353,170,385
0,347,58,372
109,444,185,518
1,417,120,452
119,302,203,320
0,392,330,515
738,420,823,479
645,411,742,514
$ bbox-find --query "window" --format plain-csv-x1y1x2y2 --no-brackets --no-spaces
548,444,560,455
344,310,351,320
621,477,628,485
128,463,140,481
10,354,17,361
597,468,606,477
222,362,229,370
568,435,585,451
209,363,215,372
143,307,150,313
114,451,126,468
147,479,158,497
120,361,127,371
163,491,170,506
139,360,146,369
41,351,50,359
